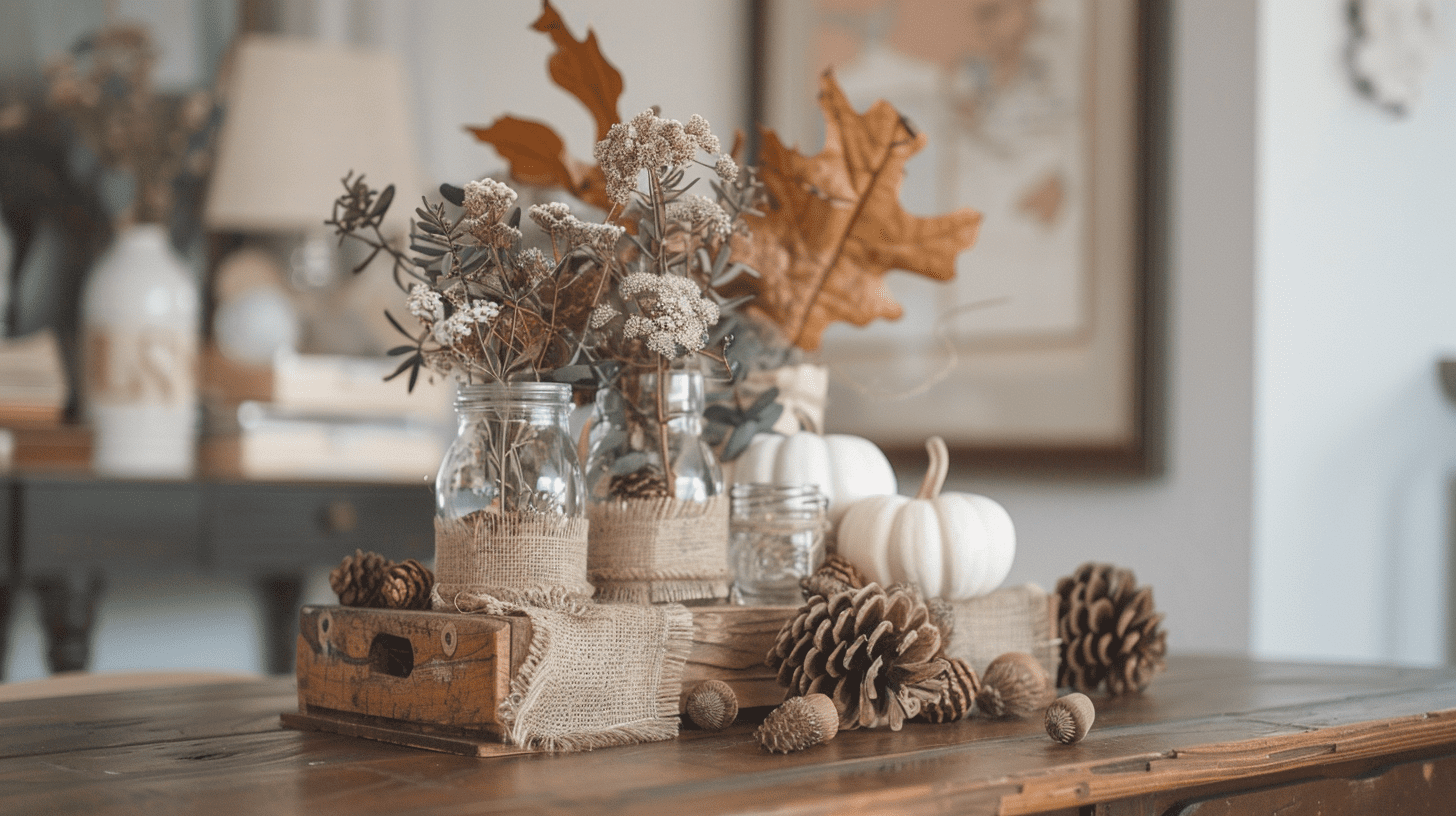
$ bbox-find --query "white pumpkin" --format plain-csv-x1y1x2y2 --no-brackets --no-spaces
733,431,896,524
838,436,1014,600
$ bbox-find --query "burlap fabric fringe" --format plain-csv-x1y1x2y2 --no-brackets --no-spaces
434,511,592,607
431,586,693,752
944,583,1061,680
587,494,730,603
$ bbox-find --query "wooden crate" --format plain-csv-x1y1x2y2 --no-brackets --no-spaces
284,603,797,755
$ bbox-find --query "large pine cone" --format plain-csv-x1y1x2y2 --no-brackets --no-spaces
767,583,947,731
380,559,434,610
329,549,392,608
1055,562,1168,695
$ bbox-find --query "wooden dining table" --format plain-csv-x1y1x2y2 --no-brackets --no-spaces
1,655,1455,815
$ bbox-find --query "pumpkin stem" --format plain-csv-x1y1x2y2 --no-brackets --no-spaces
916,436,949,500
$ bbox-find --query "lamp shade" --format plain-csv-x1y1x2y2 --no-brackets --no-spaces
204,36,422,235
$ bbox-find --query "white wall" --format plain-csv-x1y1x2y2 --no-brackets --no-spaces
1254,0,1456,665
948,0,1258,657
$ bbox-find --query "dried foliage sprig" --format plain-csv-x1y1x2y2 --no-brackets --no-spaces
45,22,218,227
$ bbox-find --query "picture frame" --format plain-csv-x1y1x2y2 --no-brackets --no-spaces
749,0,1166,475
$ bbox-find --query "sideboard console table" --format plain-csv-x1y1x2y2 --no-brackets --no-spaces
0,472,433,677
0,656,1453,814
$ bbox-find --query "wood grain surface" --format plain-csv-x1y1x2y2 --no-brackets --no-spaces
1,656,1455,816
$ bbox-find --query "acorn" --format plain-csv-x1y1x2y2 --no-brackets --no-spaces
685,680,738,731
976,652,1055,719
755,694,840,753
1044,693,1096,744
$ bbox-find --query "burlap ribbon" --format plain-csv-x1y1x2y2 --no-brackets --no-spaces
587,494,730,603
432,508,692,752
434,511,593,607
945,583,1061,679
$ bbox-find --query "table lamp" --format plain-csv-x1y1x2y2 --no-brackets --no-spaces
204,35,424,360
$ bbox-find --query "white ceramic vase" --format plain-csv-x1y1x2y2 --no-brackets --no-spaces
82,224,200,478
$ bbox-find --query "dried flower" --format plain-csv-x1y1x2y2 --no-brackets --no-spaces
463,178,517,222
518,247,553,281
619,272,719,358
594,110,731,205
407,283,444,321
667,195,734,239
589,303,618,328
530,201,624,253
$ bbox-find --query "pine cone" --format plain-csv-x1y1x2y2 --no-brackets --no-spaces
380,559,434,610
916,656,979,723
1055,562,1168,695
755,693,839,753
329,550,392,607
767,583,947,731
609,470,670,499
799,552,868,599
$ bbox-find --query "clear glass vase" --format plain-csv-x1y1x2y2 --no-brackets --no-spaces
584,370,723,503
433,382,592,607
584,370,730,603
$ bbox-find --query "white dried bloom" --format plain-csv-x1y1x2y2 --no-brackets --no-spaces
595,110,728,205
529,201,573,232
589,303,618,328
619,272,720,358
465,221,521,249
406,283,444,322
463,178,517,222
432,298,500,347
667,195,733,239
684,114,720,154
518,247,552,281
715,154,739,184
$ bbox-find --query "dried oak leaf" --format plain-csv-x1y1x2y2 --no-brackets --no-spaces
466,0,620,212
732,71,982,351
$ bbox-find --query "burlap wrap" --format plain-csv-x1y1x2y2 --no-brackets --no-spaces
587,494,731,603
431,587,693,752
433,511,592,608
945,583,1062,680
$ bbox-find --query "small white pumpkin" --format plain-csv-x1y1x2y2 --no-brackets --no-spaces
838,436,1014,600
733,431,896,524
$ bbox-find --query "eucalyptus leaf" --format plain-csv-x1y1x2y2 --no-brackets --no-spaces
548,364,596,383
387,345,416,356
369,184,396,218
610,451,650,475
723,421,761,461
410,243,447,257
746,386,780,417
439,183,466,206
704,404,743,425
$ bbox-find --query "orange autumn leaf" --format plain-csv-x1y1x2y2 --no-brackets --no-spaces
465,116,612,212
733,72,982,351
468,1,621,212
531,0,623,141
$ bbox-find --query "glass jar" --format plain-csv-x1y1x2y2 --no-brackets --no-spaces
584,370,723,503
433,382,592,606
584,369,730,603
729,484,829,605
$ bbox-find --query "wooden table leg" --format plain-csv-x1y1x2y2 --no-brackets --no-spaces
31,571,105,674
255,574,302,675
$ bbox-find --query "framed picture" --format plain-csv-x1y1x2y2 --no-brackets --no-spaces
751,0,1166,474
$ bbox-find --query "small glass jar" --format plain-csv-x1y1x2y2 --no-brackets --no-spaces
434,382,592,605
729,483,829,606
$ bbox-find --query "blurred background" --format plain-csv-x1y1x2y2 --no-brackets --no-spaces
2,0,1456,681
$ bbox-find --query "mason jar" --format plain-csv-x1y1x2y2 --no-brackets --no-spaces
433,381,592,607
584,370,730,603
728,483,829,605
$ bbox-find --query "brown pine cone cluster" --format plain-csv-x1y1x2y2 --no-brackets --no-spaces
329,550,434,610
767,583,947,731
916,656,980,723
1055,562,1167,695
609,470,670,499
799,552,868,599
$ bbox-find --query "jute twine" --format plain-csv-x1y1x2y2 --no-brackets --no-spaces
587,494,730,603
944,583,1061,680
433,510,592,608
